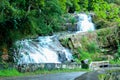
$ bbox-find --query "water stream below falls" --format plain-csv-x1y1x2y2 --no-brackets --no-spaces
14,13,95,64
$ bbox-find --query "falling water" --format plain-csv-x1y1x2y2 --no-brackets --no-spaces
76,13,95,32
14,36,73,64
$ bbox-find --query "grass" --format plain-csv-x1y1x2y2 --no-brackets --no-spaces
0,69,21,77
0,68,88,77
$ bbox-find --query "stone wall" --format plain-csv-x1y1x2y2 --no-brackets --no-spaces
0,63,81,72
16,63,81,72
89,61,109,70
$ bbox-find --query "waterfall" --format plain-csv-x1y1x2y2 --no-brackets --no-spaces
14,13,95,65
76,13,95,32
14,36,73,64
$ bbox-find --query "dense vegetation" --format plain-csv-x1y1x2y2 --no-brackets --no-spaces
0,0,120,63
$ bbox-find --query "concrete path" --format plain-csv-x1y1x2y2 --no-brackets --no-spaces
0,72,86,80
75,71,99,80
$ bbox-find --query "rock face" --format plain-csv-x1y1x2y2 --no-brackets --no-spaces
60,26,120,54
96,27,120,48
1,48,9,62
64,23,78,31
69,32,97,49
60,31,97,51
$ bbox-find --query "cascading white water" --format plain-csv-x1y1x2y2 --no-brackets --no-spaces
76,13,95,32
14,36,73,64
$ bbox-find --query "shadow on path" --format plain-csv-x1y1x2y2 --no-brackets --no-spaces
75,71,99,80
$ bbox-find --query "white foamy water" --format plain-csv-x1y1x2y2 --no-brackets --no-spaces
14,36,73,64
77,13,95,32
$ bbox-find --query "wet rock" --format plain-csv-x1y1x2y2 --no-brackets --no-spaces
58,51,67,63
44,63,55,70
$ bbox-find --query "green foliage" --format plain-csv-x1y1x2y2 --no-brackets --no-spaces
113,45,120,61
0,69,21,77
0,0,64,49
89,0,120,28
78,0,88,11
69,16,77,25
117,45,120,53
71,0,80,11
60,38,69,48
110,59,120,64
87,42,99,53
77,48,91,60
80,36,99,54
72,36,100,62
58,0,67,12
89,0,110,19
97,28,112,44
66,0,80,13
106,3,119,21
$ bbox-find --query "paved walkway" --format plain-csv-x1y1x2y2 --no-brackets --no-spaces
75,67,120,80
0,72,86,80
75,71,99,80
